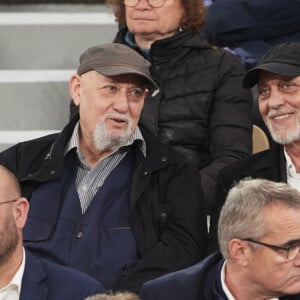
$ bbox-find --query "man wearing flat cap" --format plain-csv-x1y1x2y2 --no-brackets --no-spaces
0,43,207,293
208,41,300,252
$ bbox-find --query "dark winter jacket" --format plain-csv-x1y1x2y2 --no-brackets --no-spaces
114,29,253,212
0,116,208,293
208,143,286,253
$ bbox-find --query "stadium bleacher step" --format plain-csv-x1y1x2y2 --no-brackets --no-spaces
0,4,117,151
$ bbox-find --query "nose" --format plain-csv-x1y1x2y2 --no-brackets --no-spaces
135,0,151,9
293,249,300,267
266,89,286,109
112,89,130,113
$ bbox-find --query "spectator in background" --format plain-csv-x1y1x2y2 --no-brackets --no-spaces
0,43,207,293
141,178,300,300
0,165,105,300
99,0,253,214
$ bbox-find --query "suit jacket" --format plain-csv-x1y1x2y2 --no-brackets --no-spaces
216,142,286,197
140,252,300,300
141,252,223,300
208,143,286,253
20,250,104,300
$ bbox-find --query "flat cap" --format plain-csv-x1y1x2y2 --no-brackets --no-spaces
77,43,159,95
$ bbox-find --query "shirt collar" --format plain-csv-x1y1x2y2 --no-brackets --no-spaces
12,248,26,294
125,31,150,57
64,121,146,158
221,260,236,300
0,248,25,296
284,148,300,178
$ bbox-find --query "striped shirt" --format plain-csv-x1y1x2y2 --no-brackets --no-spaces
64,122,146,214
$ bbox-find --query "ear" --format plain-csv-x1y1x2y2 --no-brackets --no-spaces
13,197,29,229
228,238,250,267
69,74,81,106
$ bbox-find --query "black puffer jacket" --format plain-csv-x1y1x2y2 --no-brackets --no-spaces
114,29,253,212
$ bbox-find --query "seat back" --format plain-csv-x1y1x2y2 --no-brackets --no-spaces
252,124,270,154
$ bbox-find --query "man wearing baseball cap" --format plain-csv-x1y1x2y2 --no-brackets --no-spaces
0,43,207,293
209,41,300,252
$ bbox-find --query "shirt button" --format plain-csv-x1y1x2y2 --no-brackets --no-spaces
50,170,56,175
161,212,167,219
76,232,83,238
144,171,148,175
161,156,167,162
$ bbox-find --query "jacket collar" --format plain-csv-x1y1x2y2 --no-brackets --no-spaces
130,126,183,208
20,250,48,300
114,28,212,55
21,115,79,183
24,116,179,183
240,143,286,182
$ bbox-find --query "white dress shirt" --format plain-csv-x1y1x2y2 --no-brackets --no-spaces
285,149,300,192
0,248,25,300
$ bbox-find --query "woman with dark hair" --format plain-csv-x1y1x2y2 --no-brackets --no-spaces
107,0,253,213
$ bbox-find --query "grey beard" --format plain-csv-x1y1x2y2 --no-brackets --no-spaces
267,119,300,145
0,212,19,266
93,115,133,152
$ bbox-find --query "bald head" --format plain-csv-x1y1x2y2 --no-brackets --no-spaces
0,165,21,202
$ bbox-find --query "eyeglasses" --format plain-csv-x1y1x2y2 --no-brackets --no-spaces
0,199,17,205
99,84,149,102
124,0,167,8
242,238,300,261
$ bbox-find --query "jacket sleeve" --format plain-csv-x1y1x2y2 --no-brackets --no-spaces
200,50,253,213
118,161,207,293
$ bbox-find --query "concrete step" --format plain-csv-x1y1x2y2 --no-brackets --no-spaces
0,5,117,69
0,70,71,150
0,4,116,150
0,70,71,130
0,130,60,152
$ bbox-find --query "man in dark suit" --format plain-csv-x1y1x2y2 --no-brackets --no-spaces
141,178,300,300
0,165,104,300
206,41,300,253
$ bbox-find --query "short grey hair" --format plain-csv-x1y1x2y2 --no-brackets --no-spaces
86,292,139,300
218,178,300,258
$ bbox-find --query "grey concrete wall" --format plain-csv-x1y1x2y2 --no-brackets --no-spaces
0,4,117,151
